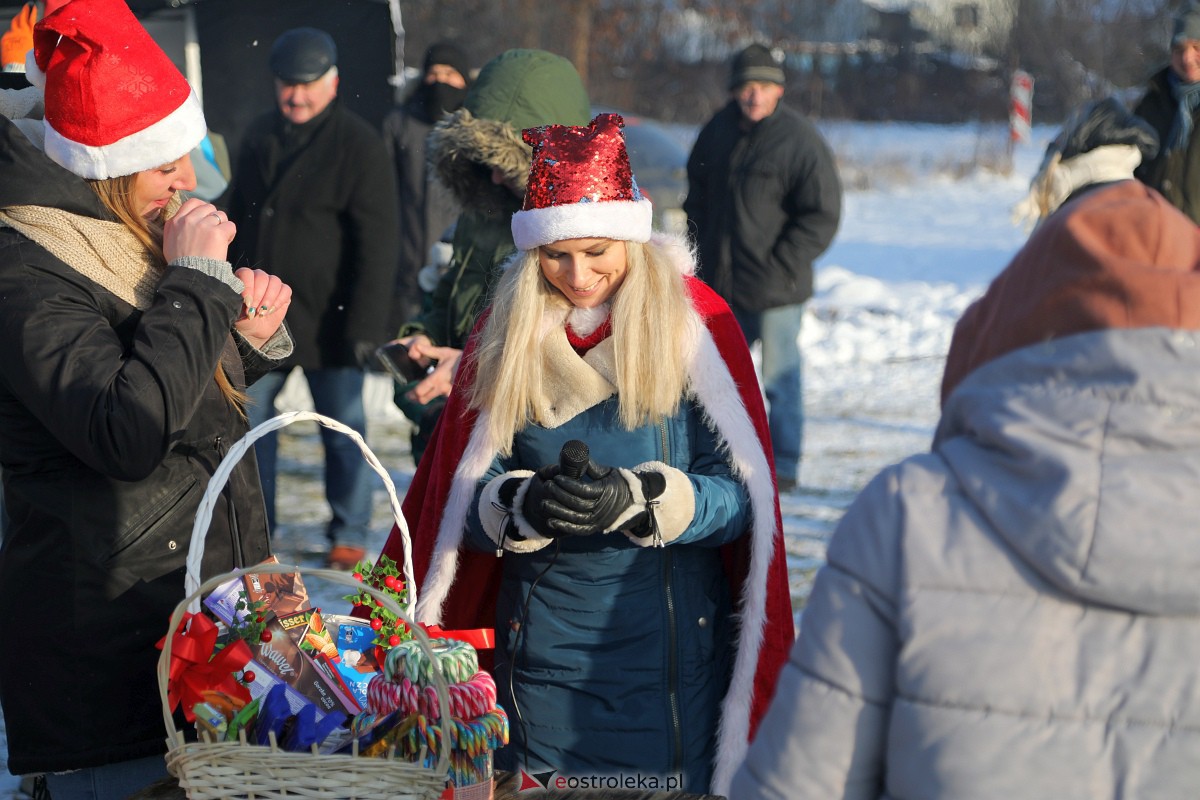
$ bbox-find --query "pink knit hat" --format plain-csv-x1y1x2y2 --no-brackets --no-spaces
26,0,205,179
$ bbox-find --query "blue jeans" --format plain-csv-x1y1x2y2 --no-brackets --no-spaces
42,754,169,799
735,304,804,483
246,367,373,547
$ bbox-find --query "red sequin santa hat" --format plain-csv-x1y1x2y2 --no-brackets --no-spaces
511,112,653,251
24,0,205,179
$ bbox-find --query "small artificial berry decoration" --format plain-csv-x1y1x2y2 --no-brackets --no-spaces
231,593,268,645
242,670,256,684
339,555,413,649
259,630,273,643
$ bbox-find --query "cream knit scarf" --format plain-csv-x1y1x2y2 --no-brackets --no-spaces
0,204,165,309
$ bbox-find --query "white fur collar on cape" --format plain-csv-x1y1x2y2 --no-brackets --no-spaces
414,234,779,795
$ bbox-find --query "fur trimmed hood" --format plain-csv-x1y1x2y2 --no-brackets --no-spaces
427,48,589,214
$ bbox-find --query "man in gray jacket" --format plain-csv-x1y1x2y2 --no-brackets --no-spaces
685,44,841,492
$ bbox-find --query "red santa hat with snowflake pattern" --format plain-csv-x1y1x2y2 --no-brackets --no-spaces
24,0,206,179
511,112,654,251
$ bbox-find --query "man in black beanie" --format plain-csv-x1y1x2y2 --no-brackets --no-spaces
1134,0,1200,223
685,43,842,493
382,41,472,334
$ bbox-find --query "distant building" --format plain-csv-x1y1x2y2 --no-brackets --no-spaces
782,0,1014,62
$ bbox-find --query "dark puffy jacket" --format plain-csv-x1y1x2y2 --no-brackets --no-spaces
1134,67,1200,225
466,397,748,793
0,116,274,774
226,99,399,368
381,91,461,333
685,101,841,313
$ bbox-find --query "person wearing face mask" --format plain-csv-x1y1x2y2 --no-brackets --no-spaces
382,41,472,333
0,0,292,794
383,47,590,467
374,113,794,797
1134,0,1200,224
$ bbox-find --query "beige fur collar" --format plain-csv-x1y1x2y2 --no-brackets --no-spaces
534,325,617,428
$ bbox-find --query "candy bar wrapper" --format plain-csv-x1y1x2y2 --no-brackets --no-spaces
278,609,362,712
204,556,310,626
247,617,360,717
279,608,340,662
327,615,381,709
240,665,338,727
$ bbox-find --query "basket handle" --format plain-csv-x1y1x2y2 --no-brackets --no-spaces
159,563,454,778
186,411,417,617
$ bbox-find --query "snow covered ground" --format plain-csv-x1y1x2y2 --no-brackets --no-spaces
0,120,1053,796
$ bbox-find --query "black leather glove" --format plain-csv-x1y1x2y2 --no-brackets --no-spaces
520,463,562,538
352,340,381,371
538,459,634,537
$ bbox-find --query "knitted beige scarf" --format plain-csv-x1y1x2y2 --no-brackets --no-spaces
0,205,164,309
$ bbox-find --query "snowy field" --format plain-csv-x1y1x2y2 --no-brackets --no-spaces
0,120,1054,795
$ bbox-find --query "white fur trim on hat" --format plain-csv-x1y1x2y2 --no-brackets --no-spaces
512,197,653,251
24,49,43,86
42,89,206,180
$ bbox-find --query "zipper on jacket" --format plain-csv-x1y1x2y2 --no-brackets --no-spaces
653,419,670,547
663,549,683,773
657,416,683,769
443,245,474,345
215,436,246,568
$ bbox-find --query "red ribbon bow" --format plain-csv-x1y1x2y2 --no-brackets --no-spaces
422,625,495,652
157,612,252,721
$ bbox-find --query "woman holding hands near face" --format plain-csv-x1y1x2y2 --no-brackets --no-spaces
0,1,293,796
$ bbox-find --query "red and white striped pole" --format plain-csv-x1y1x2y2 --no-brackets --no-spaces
1009,69,1034,144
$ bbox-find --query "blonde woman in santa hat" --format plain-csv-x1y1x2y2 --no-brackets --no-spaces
376,112,793,796
0,0,292,795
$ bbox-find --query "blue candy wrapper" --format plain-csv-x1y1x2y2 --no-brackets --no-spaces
254,684,293,747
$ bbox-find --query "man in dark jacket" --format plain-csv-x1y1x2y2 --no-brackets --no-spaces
382,41,471,334
226,27,400,568
685,43,841,492
1134,0,1200,224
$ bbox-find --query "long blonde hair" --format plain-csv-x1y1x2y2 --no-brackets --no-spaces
467,237,696,452
88,175,248,416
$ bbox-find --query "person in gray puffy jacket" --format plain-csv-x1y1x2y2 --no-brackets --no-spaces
730,177,1200,798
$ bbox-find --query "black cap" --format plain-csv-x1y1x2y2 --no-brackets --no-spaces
423,42,471,84
729,43,785,90
1174,0,1200,46
270,27,337,83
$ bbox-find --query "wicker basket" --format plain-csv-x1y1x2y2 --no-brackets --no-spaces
156,411,452,800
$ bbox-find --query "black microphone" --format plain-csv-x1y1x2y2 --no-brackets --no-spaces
558,439,590,479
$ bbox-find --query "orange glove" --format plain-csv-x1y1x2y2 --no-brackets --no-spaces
1,3,36,73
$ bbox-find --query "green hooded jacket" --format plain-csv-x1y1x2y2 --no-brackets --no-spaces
400,49,590,348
